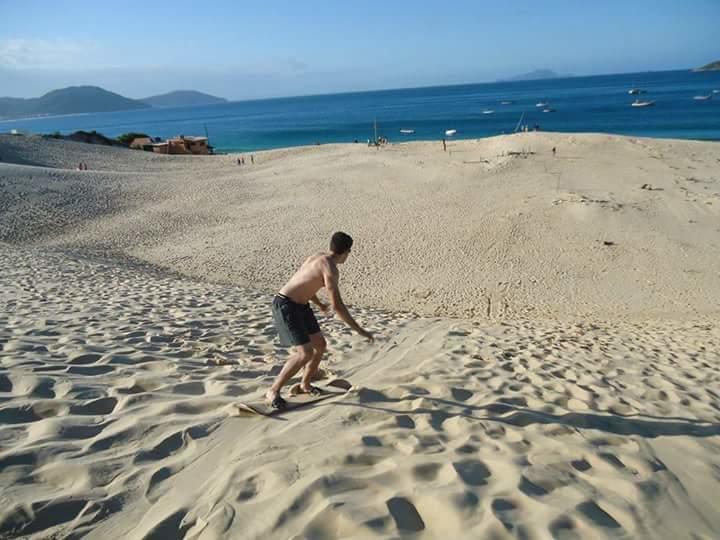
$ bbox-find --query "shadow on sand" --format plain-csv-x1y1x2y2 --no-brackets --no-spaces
335,392,720,439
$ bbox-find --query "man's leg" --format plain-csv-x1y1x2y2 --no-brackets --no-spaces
301,332,327,391
266,343,314,401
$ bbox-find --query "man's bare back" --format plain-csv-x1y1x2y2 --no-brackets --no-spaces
279,253,335,305
278,248,371,341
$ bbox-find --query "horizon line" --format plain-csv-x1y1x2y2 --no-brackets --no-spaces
0,66,702,105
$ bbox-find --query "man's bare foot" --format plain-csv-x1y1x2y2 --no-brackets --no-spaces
299,385,323,396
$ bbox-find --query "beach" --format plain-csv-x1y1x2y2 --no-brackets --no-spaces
1,133,719,539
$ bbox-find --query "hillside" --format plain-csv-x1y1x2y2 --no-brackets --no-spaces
140,90,227,108
0,86,149,119
1,131,719,320
694,60,720,72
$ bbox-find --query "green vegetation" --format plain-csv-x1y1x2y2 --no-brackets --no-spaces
117,132,150,145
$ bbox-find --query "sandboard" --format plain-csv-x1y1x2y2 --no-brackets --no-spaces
234,378,352,417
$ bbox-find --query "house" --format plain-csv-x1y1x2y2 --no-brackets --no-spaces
129,137,154,151
151,135,210,155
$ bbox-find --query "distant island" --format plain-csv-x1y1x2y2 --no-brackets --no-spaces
140,90,227,108
502,69,565,82
0,86,149,119
0,86,227,120
693,61,720,72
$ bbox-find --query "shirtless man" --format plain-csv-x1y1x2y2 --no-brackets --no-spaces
266,232,373,409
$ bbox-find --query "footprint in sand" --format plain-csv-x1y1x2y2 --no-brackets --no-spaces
386,497,425,532
576,500,622,529
452,459,491,486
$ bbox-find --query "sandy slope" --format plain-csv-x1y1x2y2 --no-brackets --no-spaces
1,134,719,539
2,133,719,320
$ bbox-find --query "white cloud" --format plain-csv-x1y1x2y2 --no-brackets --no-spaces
0,38,107,70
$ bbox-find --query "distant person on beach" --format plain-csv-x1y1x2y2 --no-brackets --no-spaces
442,138,447,152
250,154,254,164
552,147,557,156
241,157,245,165
237,158,241,166
265,232,373,410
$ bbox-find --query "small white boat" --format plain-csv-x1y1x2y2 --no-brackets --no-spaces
482,109,495,115
543,108,556,113
536,102,549,108
500,100,514,105
399,129,415,134
714,89,720,94
631,100,655,107
628,88,645,95
693,94,713,101
445,129,457,136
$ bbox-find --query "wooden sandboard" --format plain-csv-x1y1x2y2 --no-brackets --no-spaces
234,378,352,417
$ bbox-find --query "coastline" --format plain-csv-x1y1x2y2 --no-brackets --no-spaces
3,68,720,152
0,111,93,123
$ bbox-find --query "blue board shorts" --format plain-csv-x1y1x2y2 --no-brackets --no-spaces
271,294,321,347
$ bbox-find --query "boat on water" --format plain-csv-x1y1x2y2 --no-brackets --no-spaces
482,109,495,114
399,129,415,134
628,88,645,95
536,102,549,108
543,108,556,113
500,100,514,105
445,129,457,136
714,89,720,94
631,100,655,107
693,94,713,101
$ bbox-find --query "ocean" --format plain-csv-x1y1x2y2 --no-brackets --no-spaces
1,70,719,152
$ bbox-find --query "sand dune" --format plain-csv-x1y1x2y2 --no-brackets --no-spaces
2,132,719,320
1,134,719,538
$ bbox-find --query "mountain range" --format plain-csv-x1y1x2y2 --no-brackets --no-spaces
0,86,228,119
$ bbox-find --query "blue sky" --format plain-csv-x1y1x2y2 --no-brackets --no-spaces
1,0,717,99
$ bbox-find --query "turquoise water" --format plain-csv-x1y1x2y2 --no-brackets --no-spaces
2,70,719,152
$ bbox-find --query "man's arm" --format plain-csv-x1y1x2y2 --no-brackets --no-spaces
309,294,329,313
323,264,373,341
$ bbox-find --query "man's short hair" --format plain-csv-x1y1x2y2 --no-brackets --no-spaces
330,232,353,254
